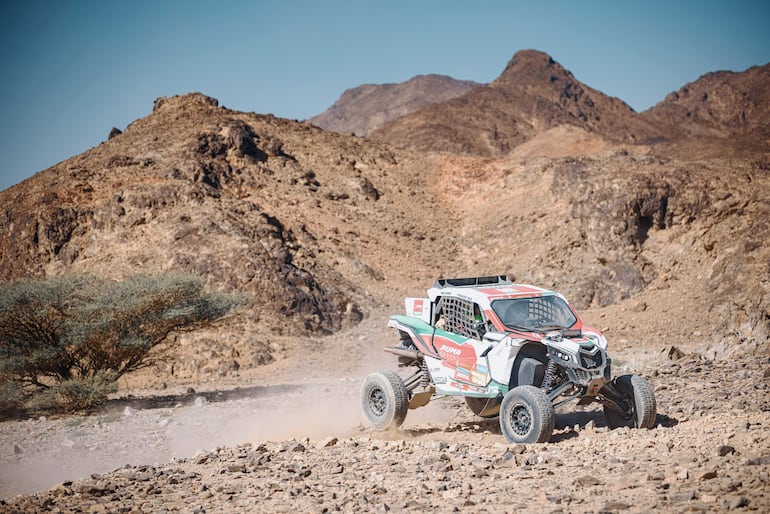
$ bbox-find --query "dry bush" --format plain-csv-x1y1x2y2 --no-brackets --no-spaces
0,273,244,415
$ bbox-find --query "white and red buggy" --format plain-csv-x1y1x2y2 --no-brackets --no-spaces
361,276,656,443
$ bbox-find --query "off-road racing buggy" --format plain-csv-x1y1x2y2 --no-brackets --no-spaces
361,276,656,443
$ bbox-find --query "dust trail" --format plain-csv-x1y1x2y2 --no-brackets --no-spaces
166,378,364,456
0,377,366,498
0,412,174,498
1,333,444,499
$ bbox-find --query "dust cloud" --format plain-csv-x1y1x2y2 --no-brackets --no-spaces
0,376,366,498
166,378,364,456
2,329,457,498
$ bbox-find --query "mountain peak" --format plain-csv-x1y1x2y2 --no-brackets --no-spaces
370,48,660,155
153,92,220,113
493,49,573,87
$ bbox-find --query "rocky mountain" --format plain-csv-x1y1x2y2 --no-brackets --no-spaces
0,95,352,335
344,51,768,161
2,52,770,508
642,62,770,158
643,62,770,138
0,93,461,375
309,74,480,137
0,51,770,375
368,50,664,156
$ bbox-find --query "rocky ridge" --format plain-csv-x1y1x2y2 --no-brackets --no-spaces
309,74,480,136
643,63,770,139
366,50,768,162
369,50,664,156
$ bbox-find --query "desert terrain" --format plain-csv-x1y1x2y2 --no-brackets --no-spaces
1,313,769,512
0,50,768,512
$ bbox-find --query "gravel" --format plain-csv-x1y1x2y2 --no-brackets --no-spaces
2,347,769,513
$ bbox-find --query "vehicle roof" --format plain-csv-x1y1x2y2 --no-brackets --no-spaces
427,276,562,304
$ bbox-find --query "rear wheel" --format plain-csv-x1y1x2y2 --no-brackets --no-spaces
603,374,657,429
361,371,409,430
499,385,554,444
465,396,501,418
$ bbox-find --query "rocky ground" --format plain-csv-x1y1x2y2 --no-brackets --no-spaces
1,311,768,513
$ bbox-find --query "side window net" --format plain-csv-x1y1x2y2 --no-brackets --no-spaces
439,297,484,339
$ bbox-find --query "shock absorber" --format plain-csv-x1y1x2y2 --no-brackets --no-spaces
541,359,558,390
419,359,430,388
403,357,432,391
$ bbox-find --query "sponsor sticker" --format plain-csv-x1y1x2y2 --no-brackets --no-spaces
471,370,487,385
454,369,471,381
450,381,486,393
439,344,462,357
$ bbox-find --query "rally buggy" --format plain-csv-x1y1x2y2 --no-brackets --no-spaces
361,276,656,443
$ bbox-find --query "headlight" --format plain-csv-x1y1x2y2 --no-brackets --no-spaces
551,350,573,363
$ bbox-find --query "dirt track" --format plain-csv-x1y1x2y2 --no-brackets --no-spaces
2,321,769,512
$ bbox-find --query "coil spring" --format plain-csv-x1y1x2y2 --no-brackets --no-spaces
541,359,558,390
419,359,430,388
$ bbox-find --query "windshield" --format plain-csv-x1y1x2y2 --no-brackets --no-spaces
492,296,577,331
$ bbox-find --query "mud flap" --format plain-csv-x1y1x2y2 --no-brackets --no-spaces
408,387,434,409
477,397,502,417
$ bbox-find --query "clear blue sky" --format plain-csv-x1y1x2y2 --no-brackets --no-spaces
1,0,768,192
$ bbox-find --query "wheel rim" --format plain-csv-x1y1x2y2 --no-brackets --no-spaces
619,395,635,421
510,403,532,436
368,387,387,417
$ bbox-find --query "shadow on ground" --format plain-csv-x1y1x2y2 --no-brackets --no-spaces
403,409,678,442
104,383,309,411
1,383,315,421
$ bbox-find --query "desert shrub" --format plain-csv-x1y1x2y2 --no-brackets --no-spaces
0,273,243,414
25,371,118,411
0,379,24,416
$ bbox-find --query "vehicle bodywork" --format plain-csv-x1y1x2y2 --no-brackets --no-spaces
361,276,656,443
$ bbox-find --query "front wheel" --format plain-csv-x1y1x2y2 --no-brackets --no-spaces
499,385,555,444
603,374,657,429
361,371,409,430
